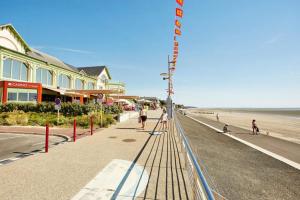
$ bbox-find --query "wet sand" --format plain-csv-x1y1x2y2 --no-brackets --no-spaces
187,108,300,144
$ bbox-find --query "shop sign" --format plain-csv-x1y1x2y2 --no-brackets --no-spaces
7,81,40,89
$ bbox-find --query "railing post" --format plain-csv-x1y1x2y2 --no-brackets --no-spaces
73,118,76,142
45,123,49,153
90,116,93,135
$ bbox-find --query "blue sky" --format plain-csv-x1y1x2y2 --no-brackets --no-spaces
2,0,300,107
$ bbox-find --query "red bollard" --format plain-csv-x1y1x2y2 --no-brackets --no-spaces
90,116,93,135
45,123,49,153
73,118,76,142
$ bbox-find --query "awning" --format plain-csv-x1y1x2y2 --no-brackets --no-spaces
43,87,86,97
66,89,124,95
110,95,140,100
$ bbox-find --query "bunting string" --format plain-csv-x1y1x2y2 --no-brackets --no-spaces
172,0,184,71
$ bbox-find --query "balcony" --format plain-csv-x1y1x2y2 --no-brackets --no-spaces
105,81,125,94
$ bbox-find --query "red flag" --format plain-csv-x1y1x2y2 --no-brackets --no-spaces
175,20,181,28
174,50,178,55
175,29,181,36
176,8,183,18
174,46,178,51
176,0,184,7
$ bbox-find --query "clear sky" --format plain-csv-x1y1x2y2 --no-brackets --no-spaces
2,0,300,107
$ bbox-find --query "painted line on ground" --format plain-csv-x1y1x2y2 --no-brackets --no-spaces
185,114,300,170
71,159,148,200
185,115,224,133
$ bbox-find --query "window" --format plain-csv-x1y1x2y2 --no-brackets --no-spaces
29,93,37,101
12,61,21,80
21,63,28,81
3,59,12,78
18,93,28,101
36,67,53,86
75,79,84,89
3,58,28,81
7,89,37,102
58,74,70,89
87,82,95,89
100,75,107,83
8,92,17,101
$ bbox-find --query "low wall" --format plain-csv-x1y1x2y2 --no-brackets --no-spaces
118,111,139,123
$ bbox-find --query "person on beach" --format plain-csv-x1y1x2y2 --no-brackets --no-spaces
223,124,228,133
252,119,259,135
216,113,219,121
161,109,168,132
139,105,148,129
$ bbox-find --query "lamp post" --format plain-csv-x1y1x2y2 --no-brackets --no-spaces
160,55,175,119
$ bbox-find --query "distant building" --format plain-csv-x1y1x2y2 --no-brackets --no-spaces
0,24,125,104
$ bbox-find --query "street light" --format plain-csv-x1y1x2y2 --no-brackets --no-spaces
159,55,174,119
160,72,168,77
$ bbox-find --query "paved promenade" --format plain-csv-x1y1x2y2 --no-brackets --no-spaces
187,112,300,164
0,110,191,200
177,113,300,200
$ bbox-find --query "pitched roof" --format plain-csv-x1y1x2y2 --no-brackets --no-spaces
27,49,80,72
0,23,31,51
77,66,111,79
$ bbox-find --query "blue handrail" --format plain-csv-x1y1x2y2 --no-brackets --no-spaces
175,113,215,200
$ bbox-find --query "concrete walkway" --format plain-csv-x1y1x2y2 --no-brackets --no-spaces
0,110,191,200
188,113,300,165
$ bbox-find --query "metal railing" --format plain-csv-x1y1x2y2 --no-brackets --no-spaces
174,111,215,200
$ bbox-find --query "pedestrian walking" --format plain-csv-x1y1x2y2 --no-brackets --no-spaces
161,109,168,132
216,113,219,121
139,105,148,129
252,119,259,135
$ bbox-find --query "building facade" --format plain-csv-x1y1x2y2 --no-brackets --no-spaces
0,24,125,104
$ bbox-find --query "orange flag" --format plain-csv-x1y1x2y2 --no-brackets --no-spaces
175,29,181,36
174,41,179,47
176,0,184,7
176,8,183,18
175,20,181,28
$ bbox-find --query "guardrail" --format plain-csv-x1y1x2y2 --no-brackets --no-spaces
174,111,215,200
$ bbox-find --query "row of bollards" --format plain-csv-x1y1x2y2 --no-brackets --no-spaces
45,116,94,153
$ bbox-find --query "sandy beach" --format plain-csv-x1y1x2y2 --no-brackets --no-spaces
186,108,300,144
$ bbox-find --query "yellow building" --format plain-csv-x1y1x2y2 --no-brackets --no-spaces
0,24,124,104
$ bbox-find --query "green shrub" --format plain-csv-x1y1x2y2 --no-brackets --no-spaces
28,112,47,126
4,113,17,125
0,102,123,116
76,115,90,128
16,111,28,125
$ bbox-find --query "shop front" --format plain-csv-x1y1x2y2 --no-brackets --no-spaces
0,81,42,104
